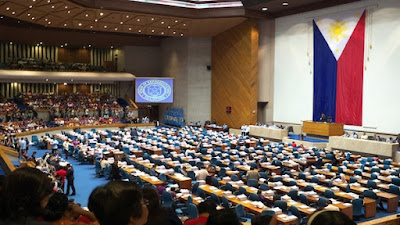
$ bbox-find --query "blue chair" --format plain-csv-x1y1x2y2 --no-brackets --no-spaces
197,188,207,199
363,190,384,210
371,173,378,180
392,177,400,186
346,184,351,193
288,190,298,201
261,210,275,217
218,168,226,177
367,180,377,189
351,198,364,220
187,171,196,180
298,173,306,180
192,182,199,195
317,197,328,208
288,180,297,186
231,174,240,181
274,200,288,213
354,170,362,176
222,196,232,209
389,184,400,197
324,190,335,198
290,206,303,224
162,191,173,208
211,177,220,188
247,179,259,188
187,203,198,219
235,186,247,196
249,193,260,201
304,185,314,192
260,183,269,191
31,135,39,145
349,177,357,183
235,204,254,222
259,172,268,179
272,176,283,182
225,182,234,192
370,167,380,174
299,194,310,206
311,176,319,184
210,193,221,205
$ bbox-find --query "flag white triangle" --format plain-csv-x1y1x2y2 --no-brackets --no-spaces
314,9,365,61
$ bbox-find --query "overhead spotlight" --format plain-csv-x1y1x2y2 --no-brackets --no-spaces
151,18,154,21
137,18,140,22
78,23,82,26
175,20,178,23
181,33,184,37
151,29,154,33
65,43,68,46
99,12,104,16
83,46,86,49
64,23,67,26
27,13,31,16
90,25,93,28
161,32,164,35
129,27,132,30
36,44,39,46
161,21,164,24
262,7,268,11
31,17,35,20
104,25,107,28
126,15,129,18
9,42,13,45
67,10,70,13
120,21,123,24
46,79,49,81
183,23,186,26
61,45,64,48
114,28,118,30
64,6,68,9
88,44,91,47
167,26,171,29
40,41,43,44
64,82,67,85
283,2,288,6
48,21,51,24
12,11,15,15
172,31,176,34
111,46,114,49
45,18,48,21
138,29,141,33
29,5,33,8
51,5,54,8
94,19,98,22
47,0,51,3
85,14,88,17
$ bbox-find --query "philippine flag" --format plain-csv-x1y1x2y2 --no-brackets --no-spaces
313,9,366,126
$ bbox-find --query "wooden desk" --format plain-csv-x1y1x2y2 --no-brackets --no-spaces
303,121,344,137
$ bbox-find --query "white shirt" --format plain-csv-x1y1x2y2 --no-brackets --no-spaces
195,169,209,181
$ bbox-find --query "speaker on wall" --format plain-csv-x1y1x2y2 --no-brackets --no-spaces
207,65,212,71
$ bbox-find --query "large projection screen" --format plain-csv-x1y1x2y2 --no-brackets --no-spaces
135,77,174,103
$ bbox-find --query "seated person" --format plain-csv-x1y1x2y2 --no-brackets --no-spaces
307,210,355,225
360,132,368,140
352,133,358,139
342,132,350,138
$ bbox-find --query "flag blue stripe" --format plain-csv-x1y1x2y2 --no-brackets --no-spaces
313,21,337,122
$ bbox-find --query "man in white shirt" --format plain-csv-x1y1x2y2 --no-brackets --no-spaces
360,132,368,140
195,166,209,181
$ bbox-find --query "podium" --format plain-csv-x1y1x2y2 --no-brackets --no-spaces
303,120,344,137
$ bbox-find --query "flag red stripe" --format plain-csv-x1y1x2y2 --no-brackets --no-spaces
336,11,365,126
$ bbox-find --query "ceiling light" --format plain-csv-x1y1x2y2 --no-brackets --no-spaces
129,27,132,30
51,5,54,8
283,2,288,6
17,20,20,23
126,15,129,18
167,26,171,29
29,5,33,8
104,25,107,28
64,23,67,26
88,44,91,47
161,32,164,35
161,21,164,24
262,7,268,11
99,12,104,16
48,21,51,24
65,6,68,9
120,21,123,24
175,20,178,23
78,23,82,26
65,43,68,46
137,18,140,22
183,23,186,26
181,33,184,37
46,79,49,81
33,0,36,2
83,46,86,49
27,13,31,16
114,28,118,30
151,29,154,33
61,45,64,48
45,18,48,21
9,42,13,45
67,10,70,13
90,25,93,28
64,82,67,85
138,29,141,33
36,44,39,46
85,14,89,17
94,19,98,22
111,46,113,49
6,7,10,11
0,17,3,19
71,79,73,81
31,17,35,20
173,31,176,34
47,0,51,3
40,41,43,44
151,18,154,21
12,11,15,15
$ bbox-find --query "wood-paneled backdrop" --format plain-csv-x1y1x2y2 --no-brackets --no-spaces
211,19,259,128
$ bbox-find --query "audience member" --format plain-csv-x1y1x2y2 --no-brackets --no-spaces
0,167,54,224
142,187,182,225
195,166,209,181
184,200,217,225
206,209,241,225
65,164,76,196
307,210,356,225
88,181,148,225
251,214,273,225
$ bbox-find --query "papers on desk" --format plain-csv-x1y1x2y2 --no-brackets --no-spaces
299,205,308,209
150,176,159,181
237,194,247,201
343,203,352,207
251,201,265,208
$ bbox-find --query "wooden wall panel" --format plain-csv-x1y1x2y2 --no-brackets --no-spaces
211,19,259,128
76,84,90,94
57,84,73,94
58,48,90,63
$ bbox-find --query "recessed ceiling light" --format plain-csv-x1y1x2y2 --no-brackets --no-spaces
33,0,36,2
161,21,164,24
138,29,141,33
36,44,39,46
47,0,51,3
90,25,93,28
183,24,186,26
88,44,91,47
51,5,54,8
64,82,67,85
40,41,43,44
67,10,70,13
99,12,104,16
64,23,67,26
11,11,15,15
65,6,68,9
120,22,123,24
161,32,164,35
181,33,184,37
45,18,48,21
104,25,107,28
31,17,35,20
71,79,73,81
173,31,176,34
167,26,171,29
29,5,33,8
151,29,154,33
137,18,140,22
115,28,118,30
48,21,51,24
283,2,288,6
85,14,89,17
65,43,68,46
61,45,64,48
6,7,10,11
46,79,49,81
151,18,154,21
94,19,98,22
129,27,132,30
262,7,268,11
126,15,129,18
111,46,113,49
27,13,31,16
78,23,82,26
9,42,13,45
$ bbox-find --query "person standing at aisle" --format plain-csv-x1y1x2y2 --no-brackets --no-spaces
66,163,76,196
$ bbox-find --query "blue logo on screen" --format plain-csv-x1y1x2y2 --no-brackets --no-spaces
138,80,172,102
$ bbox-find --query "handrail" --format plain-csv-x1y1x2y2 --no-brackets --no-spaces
0,146,16,172
124,94,138,110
